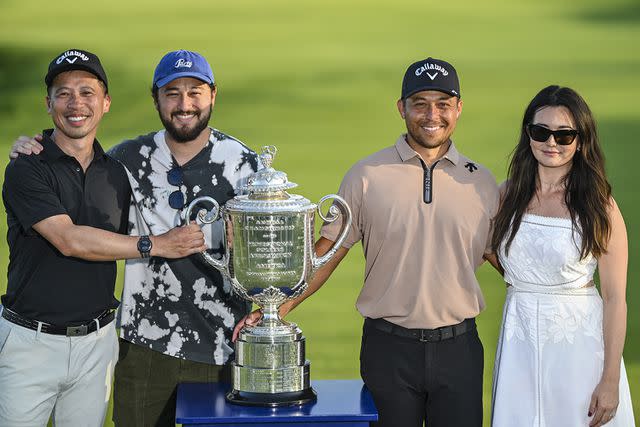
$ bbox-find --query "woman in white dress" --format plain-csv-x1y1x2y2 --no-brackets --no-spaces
487,86,635,427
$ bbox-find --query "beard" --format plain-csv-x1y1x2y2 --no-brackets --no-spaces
406,126,451,150
160,105,212,143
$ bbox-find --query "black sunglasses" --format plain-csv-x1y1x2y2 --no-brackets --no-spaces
527,124,579,146
167,166,185,209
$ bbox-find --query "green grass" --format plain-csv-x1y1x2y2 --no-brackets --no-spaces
0,0,638,425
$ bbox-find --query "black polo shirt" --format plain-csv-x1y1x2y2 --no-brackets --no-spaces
2,129,131,325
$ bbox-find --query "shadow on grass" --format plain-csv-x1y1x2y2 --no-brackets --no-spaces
599,118,640,364
0,46,51,115
577,1,640,25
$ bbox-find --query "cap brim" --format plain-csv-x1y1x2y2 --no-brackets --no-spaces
46,64,108,90
155,71,214,88
402,86,460,100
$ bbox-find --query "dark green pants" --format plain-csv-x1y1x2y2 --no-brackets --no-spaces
113,338,230,427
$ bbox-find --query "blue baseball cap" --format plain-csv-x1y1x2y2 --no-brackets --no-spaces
153,50,215,88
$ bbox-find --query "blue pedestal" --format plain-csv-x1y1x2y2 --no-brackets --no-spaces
176,379,378,426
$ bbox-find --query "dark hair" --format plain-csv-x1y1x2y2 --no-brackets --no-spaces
491,85,612,259
151,82,216,103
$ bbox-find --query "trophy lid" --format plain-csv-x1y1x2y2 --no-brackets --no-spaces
227,145,315,213
243,146,297,197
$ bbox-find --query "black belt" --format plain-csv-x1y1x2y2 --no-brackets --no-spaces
1,308,115,337
365,317,475,342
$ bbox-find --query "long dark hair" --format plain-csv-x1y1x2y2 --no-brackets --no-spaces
491,85,612,259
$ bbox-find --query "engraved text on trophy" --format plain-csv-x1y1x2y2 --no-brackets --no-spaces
232,214,306,290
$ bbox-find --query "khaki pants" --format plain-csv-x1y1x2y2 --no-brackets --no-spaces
0,315,118,427
113,339,230,427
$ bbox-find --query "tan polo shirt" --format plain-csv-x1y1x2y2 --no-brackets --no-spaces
321,135,499,329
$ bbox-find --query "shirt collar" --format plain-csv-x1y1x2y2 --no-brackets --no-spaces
394,134,460,166
40,128,107,163
40,129,66,163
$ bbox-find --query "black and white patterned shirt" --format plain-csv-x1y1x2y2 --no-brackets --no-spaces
108,128,259,364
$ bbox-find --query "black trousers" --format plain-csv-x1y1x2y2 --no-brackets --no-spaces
360,319,484,427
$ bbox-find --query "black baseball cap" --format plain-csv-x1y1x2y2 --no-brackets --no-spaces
45,49,108,92
401,57,460,100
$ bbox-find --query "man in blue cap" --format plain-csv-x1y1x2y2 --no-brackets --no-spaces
109,50,259,426
11,50,260,426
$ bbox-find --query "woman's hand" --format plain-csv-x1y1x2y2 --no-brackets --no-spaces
588,377,619,426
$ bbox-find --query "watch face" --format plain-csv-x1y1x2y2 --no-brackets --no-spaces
138,236,152,252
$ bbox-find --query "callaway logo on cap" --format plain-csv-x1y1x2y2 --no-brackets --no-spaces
401,57,460,100
55,50,90,65
153,50,214,88
45,49,108,92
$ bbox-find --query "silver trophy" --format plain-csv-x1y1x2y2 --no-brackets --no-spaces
185,146,351,407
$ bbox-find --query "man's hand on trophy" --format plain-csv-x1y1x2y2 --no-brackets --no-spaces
151,222,207,258
232,309,263,342
10,134,44,159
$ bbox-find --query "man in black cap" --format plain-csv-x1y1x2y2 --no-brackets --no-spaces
9,49,260,427
0,48,206,427
238,57,499,426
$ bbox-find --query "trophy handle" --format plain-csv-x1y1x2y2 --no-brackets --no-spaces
184,196,230,276
312,194,352,270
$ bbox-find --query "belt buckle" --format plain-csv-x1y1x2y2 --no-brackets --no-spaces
419,329,440,342
66,324,88,336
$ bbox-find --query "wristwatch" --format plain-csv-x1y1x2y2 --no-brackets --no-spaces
137,235,152,258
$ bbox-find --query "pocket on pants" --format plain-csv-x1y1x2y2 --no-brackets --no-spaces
359,322,371,379
359,333,367,379
0,319,14,357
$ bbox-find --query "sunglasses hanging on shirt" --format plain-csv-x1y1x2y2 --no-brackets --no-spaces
167,166,185,209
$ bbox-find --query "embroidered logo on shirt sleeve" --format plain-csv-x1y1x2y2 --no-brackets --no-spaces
464,162,478,173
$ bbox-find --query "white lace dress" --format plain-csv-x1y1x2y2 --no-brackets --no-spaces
492,214,635,427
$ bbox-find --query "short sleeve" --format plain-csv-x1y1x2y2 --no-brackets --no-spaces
484,176,502,255
320,166,364,248
2,157,67,231
484,219,495,255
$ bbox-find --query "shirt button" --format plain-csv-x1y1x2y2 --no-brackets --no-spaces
76,167,81,172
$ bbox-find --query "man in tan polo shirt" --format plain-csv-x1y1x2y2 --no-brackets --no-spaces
235,57,499,427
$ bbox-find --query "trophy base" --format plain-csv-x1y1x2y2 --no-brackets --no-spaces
226,387,317,407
